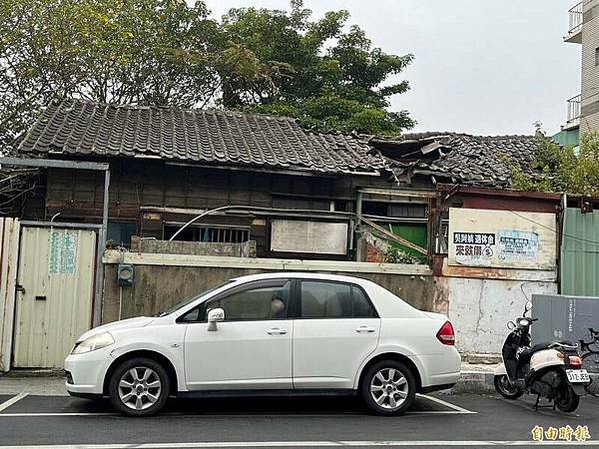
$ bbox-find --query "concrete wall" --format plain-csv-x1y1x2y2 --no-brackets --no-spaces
132,238,256,258
102,250,435,323
435,260,558,357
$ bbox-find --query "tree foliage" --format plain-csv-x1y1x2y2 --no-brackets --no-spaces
219,1,415,134
0,0,222,149
0,0,414,150
512,133,599,196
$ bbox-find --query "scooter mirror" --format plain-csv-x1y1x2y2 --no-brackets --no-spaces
507,321,516,330
524,300,532,314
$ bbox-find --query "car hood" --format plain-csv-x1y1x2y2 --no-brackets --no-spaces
76,316,154,342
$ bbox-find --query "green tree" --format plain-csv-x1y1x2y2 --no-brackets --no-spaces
512,133,599,196
0,0,220,149
217,0,415,134
0,0,415,150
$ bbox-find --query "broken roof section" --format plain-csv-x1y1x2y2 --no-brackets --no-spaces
369,132,539,188
17,98,387,176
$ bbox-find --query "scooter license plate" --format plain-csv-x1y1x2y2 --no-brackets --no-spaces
566,369,590,383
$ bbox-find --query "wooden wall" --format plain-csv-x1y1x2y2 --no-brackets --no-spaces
43,158,400,258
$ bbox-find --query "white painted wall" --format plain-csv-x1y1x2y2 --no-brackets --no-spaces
445,276,557,356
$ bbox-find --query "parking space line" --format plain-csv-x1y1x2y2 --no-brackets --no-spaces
416,393,476,414
0,412,117,417
2,441,599,448
0,410,470,418
0,393,474,418
0,392,29,412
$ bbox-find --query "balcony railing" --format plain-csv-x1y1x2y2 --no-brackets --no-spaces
566,94,581,128
566,2,583,41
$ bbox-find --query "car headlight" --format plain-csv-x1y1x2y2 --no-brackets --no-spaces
72,332,114,354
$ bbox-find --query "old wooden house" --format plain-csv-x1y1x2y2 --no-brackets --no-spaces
0,98,556,371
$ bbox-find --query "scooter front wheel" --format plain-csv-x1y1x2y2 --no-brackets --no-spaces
555,386,580,413
494,375,524,399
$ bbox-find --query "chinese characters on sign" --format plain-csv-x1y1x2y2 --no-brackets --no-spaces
531,425,591,442
498,230,539,263
49,231,78,275
453,232,495,266
452,230,540,267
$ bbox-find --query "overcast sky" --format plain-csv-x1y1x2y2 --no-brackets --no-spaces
204,0,580,136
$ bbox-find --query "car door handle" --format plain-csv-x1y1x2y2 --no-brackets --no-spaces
267,328,288,335
356,326,376,333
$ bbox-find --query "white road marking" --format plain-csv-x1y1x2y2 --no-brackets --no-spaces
0,412,116,417
416,393,476,414
2,441,599,448
0,410,468,418
0,394,473,418
0,391,29,412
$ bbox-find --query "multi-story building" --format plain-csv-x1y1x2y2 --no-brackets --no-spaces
558,1,599,146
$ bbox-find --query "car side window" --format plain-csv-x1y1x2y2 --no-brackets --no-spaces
352,286,377,318
299,281,378,319
205,281,291,321
300,281,352,318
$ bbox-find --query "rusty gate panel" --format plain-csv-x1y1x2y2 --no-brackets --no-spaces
0,218,20,372
12,226,96,368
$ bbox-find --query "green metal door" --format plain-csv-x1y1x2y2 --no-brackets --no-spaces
561,208,599,296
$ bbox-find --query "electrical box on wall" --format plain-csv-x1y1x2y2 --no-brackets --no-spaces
117,263,134,287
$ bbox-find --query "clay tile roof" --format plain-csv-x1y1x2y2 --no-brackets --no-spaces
18,98,386,175
371,132,540,187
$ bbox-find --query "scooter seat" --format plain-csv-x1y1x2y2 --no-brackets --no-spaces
530,340,574,353
517,340,574,366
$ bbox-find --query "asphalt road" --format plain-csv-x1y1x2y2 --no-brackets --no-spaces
0,391,598,448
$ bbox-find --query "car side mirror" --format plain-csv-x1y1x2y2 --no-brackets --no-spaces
207,307,225,331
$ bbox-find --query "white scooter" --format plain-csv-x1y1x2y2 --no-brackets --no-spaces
494,301,589,412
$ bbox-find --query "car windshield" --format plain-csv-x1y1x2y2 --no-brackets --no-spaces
157,280,235,317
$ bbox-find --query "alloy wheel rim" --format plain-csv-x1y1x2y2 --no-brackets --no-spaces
370,367,408,410
118,367,162,410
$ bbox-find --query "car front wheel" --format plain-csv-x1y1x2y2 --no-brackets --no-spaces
361,360,416,416
108,357,170,417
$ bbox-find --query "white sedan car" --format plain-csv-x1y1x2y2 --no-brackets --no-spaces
65,273,460,416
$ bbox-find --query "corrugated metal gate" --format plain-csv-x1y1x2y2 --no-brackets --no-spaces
12,226,96,368
0,218,20,372
561,208,599,296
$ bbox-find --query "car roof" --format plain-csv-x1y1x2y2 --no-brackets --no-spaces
230,272,371,285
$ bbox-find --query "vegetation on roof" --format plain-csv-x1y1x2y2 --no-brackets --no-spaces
512,133,599,196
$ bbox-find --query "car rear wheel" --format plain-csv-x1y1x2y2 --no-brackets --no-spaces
361,360,416,416
109,357,170,417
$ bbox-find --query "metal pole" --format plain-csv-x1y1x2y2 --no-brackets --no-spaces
93,168,110,326
356,191,364,262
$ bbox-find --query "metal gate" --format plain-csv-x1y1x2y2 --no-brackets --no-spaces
12,226,97,368
0,218,20,372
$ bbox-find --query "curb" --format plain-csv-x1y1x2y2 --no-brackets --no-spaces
442,370,495,395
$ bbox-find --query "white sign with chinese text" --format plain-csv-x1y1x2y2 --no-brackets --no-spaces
448,208,556,270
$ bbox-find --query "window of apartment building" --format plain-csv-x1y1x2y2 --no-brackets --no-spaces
595,47,599,66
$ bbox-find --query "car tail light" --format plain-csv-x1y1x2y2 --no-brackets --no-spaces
568,355,583,369
436,321,455,346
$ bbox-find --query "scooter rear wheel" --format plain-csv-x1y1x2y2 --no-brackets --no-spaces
494,375,524,399
555,386,580,413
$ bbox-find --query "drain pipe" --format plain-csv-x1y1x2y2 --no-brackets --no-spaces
168,205,246,241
